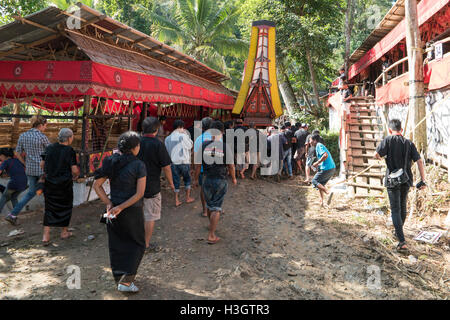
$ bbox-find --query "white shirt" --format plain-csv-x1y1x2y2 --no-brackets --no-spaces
164,129,193,165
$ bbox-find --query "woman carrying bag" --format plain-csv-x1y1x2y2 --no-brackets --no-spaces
93,131,147,293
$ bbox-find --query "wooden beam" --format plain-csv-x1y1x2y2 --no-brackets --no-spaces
13,15,58,34
0,33,62,59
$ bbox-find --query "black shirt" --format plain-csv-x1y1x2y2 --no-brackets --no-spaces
95,153,147,207
42,143,77,184
376,135,421,187
294,129,309,150
200,139,233,179
138,136,172,198
283,128,295,150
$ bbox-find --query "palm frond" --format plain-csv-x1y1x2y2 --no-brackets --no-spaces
211,37,248,58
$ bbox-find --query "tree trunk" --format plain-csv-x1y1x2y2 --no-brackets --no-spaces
278,66,299,117
405,0,427,153
299,87,313,109
344,0,355,78
305,48,321,107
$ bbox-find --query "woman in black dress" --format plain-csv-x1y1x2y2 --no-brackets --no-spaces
93,131,147,293
41,128,79,245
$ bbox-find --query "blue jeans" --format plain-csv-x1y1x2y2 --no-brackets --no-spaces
202,177,228,212
283,148,292,176
171,164,192,193
11,175,39,217
387,183,410,243
0,187,23,214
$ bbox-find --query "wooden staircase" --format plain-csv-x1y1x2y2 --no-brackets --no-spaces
343,96,385,197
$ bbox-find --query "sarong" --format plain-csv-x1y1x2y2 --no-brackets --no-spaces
43,179,73,227
106,205,145,283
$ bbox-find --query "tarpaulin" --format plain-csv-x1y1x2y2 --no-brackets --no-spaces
0,60,235,110
349,0,449,80
376,73,409,105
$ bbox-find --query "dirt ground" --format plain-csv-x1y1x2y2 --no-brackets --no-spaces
0,175,448,300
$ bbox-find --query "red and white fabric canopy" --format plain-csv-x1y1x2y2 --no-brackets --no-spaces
0,60,235,111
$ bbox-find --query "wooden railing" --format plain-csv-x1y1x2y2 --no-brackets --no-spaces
375,37,450,87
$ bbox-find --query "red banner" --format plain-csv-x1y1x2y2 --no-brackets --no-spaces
424,53,450,91
349,0,449,80
0,60,235,110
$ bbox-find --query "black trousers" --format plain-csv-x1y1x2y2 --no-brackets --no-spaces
387,183,410,243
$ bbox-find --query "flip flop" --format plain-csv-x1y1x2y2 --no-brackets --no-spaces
42,240,50,247
207,237,220,245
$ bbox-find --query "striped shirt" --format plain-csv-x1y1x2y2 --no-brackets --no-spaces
15,128,50,176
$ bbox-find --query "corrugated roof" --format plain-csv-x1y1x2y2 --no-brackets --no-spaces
348,0,413,64
0,3,229,83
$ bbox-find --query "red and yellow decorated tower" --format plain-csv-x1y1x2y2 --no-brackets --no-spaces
232,20,283,126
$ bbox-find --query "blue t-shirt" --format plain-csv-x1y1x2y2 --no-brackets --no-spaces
0,158,27,192
315,143,336,171
194,132,212,173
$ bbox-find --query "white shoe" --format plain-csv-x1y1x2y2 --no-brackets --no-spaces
117,282,139,292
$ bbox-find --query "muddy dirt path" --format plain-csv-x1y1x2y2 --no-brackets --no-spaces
0,176,448,300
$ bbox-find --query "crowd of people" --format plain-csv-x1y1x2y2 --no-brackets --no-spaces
0,114,339,293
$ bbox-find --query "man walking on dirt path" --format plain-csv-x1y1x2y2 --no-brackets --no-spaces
194,121,236,244
374,119,427,254
294,123,309,175
165,119,194,207
193,117,213,217
138,117,175,253
5,116,50,226
310,134,336,208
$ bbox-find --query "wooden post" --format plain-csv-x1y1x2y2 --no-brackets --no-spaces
80,95,91,178
11,103,21,147
405,0,427,153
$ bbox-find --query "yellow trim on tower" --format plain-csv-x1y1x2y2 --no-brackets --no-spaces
232,26,258,115
268,27,282,118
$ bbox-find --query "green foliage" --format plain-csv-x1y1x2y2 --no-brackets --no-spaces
0,0,48,24
320,130,340,173
134,0,248,89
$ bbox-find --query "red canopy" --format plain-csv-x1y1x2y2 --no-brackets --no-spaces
0,60,235,111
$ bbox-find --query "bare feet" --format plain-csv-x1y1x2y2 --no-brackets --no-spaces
186,197,195,204
207,237,220,244
60,231,73,239
240,171,245,179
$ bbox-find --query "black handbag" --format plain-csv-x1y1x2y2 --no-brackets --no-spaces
385,138,410,188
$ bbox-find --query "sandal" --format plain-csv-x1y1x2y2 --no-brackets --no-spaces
396,242,409,254
42,240,50,247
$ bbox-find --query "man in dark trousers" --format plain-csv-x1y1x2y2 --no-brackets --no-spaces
194,121,237,244
374,119,427,253
294,123,309,175
138,117,175,252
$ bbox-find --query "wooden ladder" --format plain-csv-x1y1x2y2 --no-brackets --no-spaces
343,96,385,198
